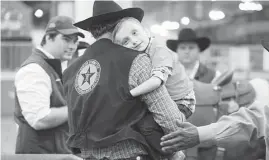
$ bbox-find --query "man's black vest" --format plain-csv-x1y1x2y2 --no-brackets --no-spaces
14,49,70,154
63,39,150,152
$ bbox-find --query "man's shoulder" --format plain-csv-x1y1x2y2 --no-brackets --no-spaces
17,63,44,74
15,63,47,83
115,44,143,55
17,47,48,77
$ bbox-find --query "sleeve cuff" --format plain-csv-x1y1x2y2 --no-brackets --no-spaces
31,107,51,127
197,123,218,146
151,67,171,84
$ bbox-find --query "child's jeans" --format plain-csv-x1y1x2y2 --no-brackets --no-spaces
136,112,185,160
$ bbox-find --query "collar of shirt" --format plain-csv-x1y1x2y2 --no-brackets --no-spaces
144,37,154,56
36,46,65,75
188,61,200,79
36,46,55,59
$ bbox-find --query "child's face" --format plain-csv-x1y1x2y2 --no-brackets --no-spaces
114,20,150,52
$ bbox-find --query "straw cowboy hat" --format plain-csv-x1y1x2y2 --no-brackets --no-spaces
74,1,144,31
166,28,211,52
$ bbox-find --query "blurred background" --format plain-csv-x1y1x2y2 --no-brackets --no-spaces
1,0,269,155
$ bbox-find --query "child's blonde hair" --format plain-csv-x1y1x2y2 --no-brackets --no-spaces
112,17,148,44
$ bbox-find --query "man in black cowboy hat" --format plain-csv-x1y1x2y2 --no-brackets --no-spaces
63,1,185,160
167,28,220,83
167,28,221,160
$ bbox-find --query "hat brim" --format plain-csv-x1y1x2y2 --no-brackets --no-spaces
166,37,210,52
74,8,144,31
262,40,269,52
58,28,85,38
77,41,90,50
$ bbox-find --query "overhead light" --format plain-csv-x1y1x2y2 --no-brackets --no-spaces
161,21,180,30
239,1,263,11
150,24,162,34
150,24,169,37
209,10,225,20
162,21,171,29
160,29,168,37
34,9,43,18
181,17,190,25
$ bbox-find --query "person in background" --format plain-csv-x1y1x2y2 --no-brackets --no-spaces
166,28,220,83
166,28,220,160
67,41,90,66
14,16,84,154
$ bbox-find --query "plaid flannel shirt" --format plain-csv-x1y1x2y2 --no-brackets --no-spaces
146,37,196,118
81,54,185,160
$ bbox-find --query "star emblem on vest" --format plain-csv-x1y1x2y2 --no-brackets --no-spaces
75,59,101,95
81,68,95,86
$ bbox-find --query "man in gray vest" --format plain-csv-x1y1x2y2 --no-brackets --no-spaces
167,28,221,160
14,16,84,154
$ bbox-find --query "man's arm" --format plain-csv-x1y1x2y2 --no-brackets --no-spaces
15,64,68,130
34,107,68,130
160,100,267,153
129,54,185,133
198,78,268,148
198,101,266,147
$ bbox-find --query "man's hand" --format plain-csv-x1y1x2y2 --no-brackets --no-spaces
227,100,240,113
218,99,240,114
160,120,200,153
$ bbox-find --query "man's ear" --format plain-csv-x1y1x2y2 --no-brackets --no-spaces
45,34,51,42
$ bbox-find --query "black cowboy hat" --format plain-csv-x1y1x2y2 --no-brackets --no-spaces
166,28,211,52
261,40,269,52
77,41,90,50
74,1,144,31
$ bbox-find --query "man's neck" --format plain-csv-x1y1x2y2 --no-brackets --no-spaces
97,32,112,40
184,61,198,70
184,61,200,79
37,46,55,59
